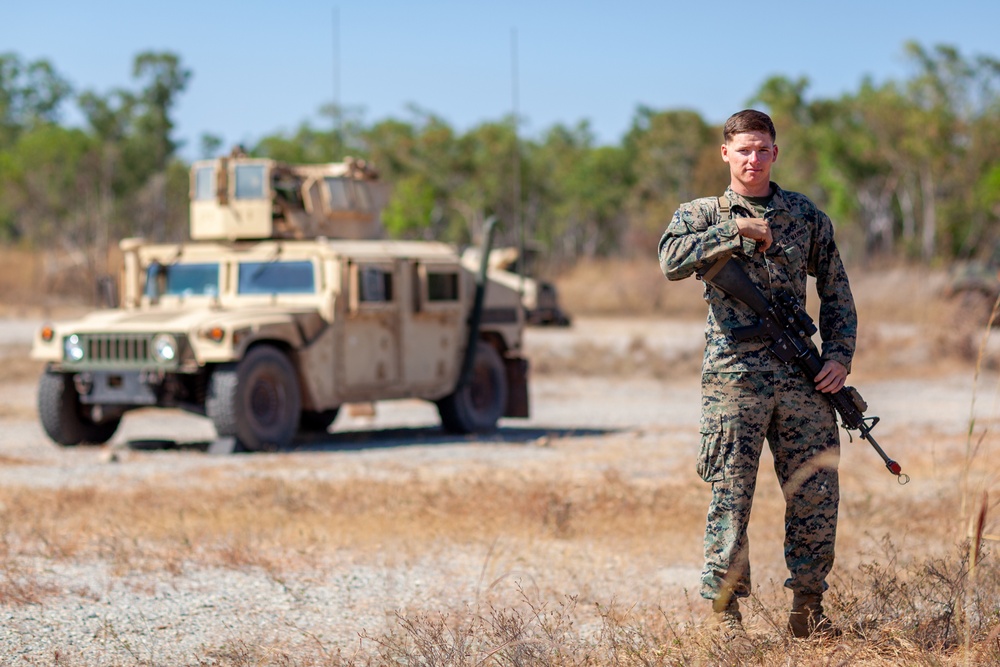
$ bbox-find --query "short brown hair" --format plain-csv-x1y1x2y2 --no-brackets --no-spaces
723,109,776,143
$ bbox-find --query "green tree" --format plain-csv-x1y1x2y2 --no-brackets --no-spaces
361,112,473,243
254,104,367,163
381,174,437,237
623,108,720,254
128,51,191,172
198,133,223,160
531,121,630,259
0,125,100,247
76,51,191,241
0,53,72,149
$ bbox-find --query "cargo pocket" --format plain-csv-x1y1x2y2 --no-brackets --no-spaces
697,412,727,483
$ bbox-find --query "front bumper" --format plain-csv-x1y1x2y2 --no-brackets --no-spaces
73,371,159,406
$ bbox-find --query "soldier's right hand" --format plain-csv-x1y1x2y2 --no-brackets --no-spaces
735,218,772,253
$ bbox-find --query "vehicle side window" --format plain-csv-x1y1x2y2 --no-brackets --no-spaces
325,177,351,209
353,183,373,211
238,261,315,294
234,165,266,200
324,177,374,213
359,266,393,302
427,272,459,302
193,166,215,201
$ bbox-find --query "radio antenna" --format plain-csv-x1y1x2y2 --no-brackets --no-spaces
511,28,524,299
332,7,342,147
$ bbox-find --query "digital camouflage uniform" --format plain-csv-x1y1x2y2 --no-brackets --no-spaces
657,183,856,603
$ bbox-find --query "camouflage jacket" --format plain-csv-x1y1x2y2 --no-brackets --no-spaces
657,183,857,373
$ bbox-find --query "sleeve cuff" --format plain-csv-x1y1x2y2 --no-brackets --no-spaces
822,348,854,374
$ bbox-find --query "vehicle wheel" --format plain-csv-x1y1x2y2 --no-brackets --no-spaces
299,408,340,433
206,346,302,452
436,341,507,434
37,370,120,446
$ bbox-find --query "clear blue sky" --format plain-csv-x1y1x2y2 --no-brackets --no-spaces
4,1,999,159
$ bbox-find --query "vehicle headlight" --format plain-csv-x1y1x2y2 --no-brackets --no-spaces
64,334,85,362
152,333,178,363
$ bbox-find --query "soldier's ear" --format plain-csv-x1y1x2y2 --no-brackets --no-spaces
772,144,778,163
721,143,730,163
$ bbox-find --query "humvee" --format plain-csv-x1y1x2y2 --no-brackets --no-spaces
31,153,529,451
461,245,571,327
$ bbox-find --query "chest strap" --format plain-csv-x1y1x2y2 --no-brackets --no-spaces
718,195,731,222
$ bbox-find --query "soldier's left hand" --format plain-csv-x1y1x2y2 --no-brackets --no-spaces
814,360,848,393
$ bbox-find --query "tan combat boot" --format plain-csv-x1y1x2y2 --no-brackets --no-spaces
706,596,749,642
788,592,841,639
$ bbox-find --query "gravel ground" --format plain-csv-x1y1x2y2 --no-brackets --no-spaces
0,315,996,664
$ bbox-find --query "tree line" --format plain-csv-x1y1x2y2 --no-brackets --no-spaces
1,41,998,272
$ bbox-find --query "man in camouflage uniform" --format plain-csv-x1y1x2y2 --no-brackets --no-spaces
657,109,856,639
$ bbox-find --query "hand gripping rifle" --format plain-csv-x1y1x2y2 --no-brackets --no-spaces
700,254,909,484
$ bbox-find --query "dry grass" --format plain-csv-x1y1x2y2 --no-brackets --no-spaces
0,442,998,665
0,246,45,305
549,259,998,379
0,245,120,317
555,258,956,323
0,472,709,571
557,258,708,320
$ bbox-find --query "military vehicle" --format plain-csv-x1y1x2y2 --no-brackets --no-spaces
31,153,530,451
461,245,571,327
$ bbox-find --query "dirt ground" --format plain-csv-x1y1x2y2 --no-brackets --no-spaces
0,309,999,663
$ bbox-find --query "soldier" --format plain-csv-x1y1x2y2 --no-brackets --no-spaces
657,109,857,640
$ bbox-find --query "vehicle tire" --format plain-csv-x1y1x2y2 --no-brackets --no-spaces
37,370,120,446
299,408,340,433
436,341,507,434
206,346,302,452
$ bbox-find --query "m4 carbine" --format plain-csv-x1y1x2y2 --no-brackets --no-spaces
700,254,908,483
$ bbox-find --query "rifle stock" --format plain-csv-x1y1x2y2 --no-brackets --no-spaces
699,255,907,482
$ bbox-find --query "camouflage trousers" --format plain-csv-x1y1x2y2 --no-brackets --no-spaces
698,370,840,603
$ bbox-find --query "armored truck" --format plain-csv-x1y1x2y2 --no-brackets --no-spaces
461,246,571,327
31,154,529,451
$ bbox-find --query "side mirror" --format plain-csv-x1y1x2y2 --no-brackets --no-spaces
95,275,119,309
145,261,166,303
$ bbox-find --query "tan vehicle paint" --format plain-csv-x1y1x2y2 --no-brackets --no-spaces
32,154,529,451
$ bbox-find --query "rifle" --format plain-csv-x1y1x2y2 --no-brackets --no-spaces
700,254,909,484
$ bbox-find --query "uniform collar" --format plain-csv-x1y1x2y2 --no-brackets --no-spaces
724,182,789,213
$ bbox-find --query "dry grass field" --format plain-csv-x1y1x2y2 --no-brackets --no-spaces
1,251,1000,665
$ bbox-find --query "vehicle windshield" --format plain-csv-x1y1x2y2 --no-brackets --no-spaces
238,261,315,295
146,262,220,298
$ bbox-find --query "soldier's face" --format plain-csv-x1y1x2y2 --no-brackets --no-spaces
721,131,778,196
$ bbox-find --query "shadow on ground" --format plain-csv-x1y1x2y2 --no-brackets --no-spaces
124,425,618,455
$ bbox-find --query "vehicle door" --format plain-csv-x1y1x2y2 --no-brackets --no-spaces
402,259,465,392
340,260,401,395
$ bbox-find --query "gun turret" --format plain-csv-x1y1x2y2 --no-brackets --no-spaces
189,154,391,241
